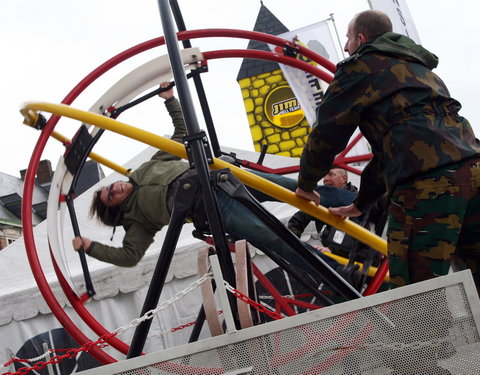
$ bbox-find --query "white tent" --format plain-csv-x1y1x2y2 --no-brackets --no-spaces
2,146,348,372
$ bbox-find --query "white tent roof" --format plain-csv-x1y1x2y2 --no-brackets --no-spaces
0,145,338,326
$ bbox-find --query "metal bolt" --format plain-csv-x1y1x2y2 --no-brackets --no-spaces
220,174,229,182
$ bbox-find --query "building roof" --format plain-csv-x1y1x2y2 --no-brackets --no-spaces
236,3,289,81
74,160,105,197
0,160,104,228
0,171,48,226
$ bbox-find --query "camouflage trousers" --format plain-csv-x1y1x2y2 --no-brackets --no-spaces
387,157,480,292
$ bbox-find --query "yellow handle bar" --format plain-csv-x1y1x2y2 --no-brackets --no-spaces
20,101,388,256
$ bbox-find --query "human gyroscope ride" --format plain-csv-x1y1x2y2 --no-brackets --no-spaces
19,0,388,366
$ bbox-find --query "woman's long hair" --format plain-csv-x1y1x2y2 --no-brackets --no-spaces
90,189,123,227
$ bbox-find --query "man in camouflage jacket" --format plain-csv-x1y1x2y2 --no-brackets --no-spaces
296,10,480,291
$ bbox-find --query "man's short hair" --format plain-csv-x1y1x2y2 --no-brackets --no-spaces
90,188,123,227
353,10,393,40
335,168,348,181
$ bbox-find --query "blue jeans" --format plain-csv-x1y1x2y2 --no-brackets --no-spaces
216,172,356,276
247,171,356,207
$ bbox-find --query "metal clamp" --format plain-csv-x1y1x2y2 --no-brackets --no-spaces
183,131,214,168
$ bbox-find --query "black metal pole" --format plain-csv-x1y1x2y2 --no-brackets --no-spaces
126,196,191,358
245,201,361,300
169,0,221,156
65,196,95,297
188,306,206,343
157,0,237,297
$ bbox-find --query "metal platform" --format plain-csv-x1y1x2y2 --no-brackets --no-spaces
78,270,480,374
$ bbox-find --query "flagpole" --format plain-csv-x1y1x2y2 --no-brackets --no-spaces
328,13,345,60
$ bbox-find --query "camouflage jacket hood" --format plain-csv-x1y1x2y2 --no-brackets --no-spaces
350,32,439,70
299,33,480,211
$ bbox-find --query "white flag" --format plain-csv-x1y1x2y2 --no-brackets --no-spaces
369,0,421,43
271,20,339,126
270,20,371,162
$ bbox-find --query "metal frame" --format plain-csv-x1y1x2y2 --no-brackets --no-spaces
75,270,480,374
21,96,387,363
20,1,385,365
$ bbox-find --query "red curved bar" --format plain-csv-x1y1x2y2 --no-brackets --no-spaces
21,130,116,364
52,255,132,354
58,28,337,111
181,29,337,73
203,49,333,83
363,257,389,296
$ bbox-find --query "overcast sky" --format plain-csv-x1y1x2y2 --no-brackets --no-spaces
2,0,478,177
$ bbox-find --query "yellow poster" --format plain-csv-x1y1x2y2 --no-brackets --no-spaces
238,70,311,158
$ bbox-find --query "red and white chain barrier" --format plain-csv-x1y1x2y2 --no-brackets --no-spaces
3,273,293,375
223,280,284,321
2,272,213,375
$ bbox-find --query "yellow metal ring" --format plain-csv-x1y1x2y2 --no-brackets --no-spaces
21,101,388,256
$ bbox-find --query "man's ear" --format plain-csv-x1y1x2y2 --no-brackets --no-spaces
358,33,368,45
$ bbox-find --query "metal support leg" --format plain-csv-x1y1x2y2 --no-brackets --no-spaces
188,306,206,343
127,184,197,358
127,172,239,357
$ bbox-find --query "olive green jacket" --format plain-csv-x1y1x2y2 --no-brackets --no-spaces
88,97,190,266
299,32,480,211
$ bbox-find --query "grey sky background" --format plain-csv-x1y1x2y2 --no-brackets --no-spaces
1,0,477,177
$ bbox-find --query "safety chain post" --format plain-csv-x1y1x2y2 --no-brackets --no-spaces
41,343,54,375
209,254,237,333
4,348,14,373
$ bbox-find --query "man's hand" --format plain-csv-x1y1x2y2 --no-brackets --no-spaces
312,245,332,253
72,237,92,253
295,187,320,206
328,204,362,220
158,81,174,100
